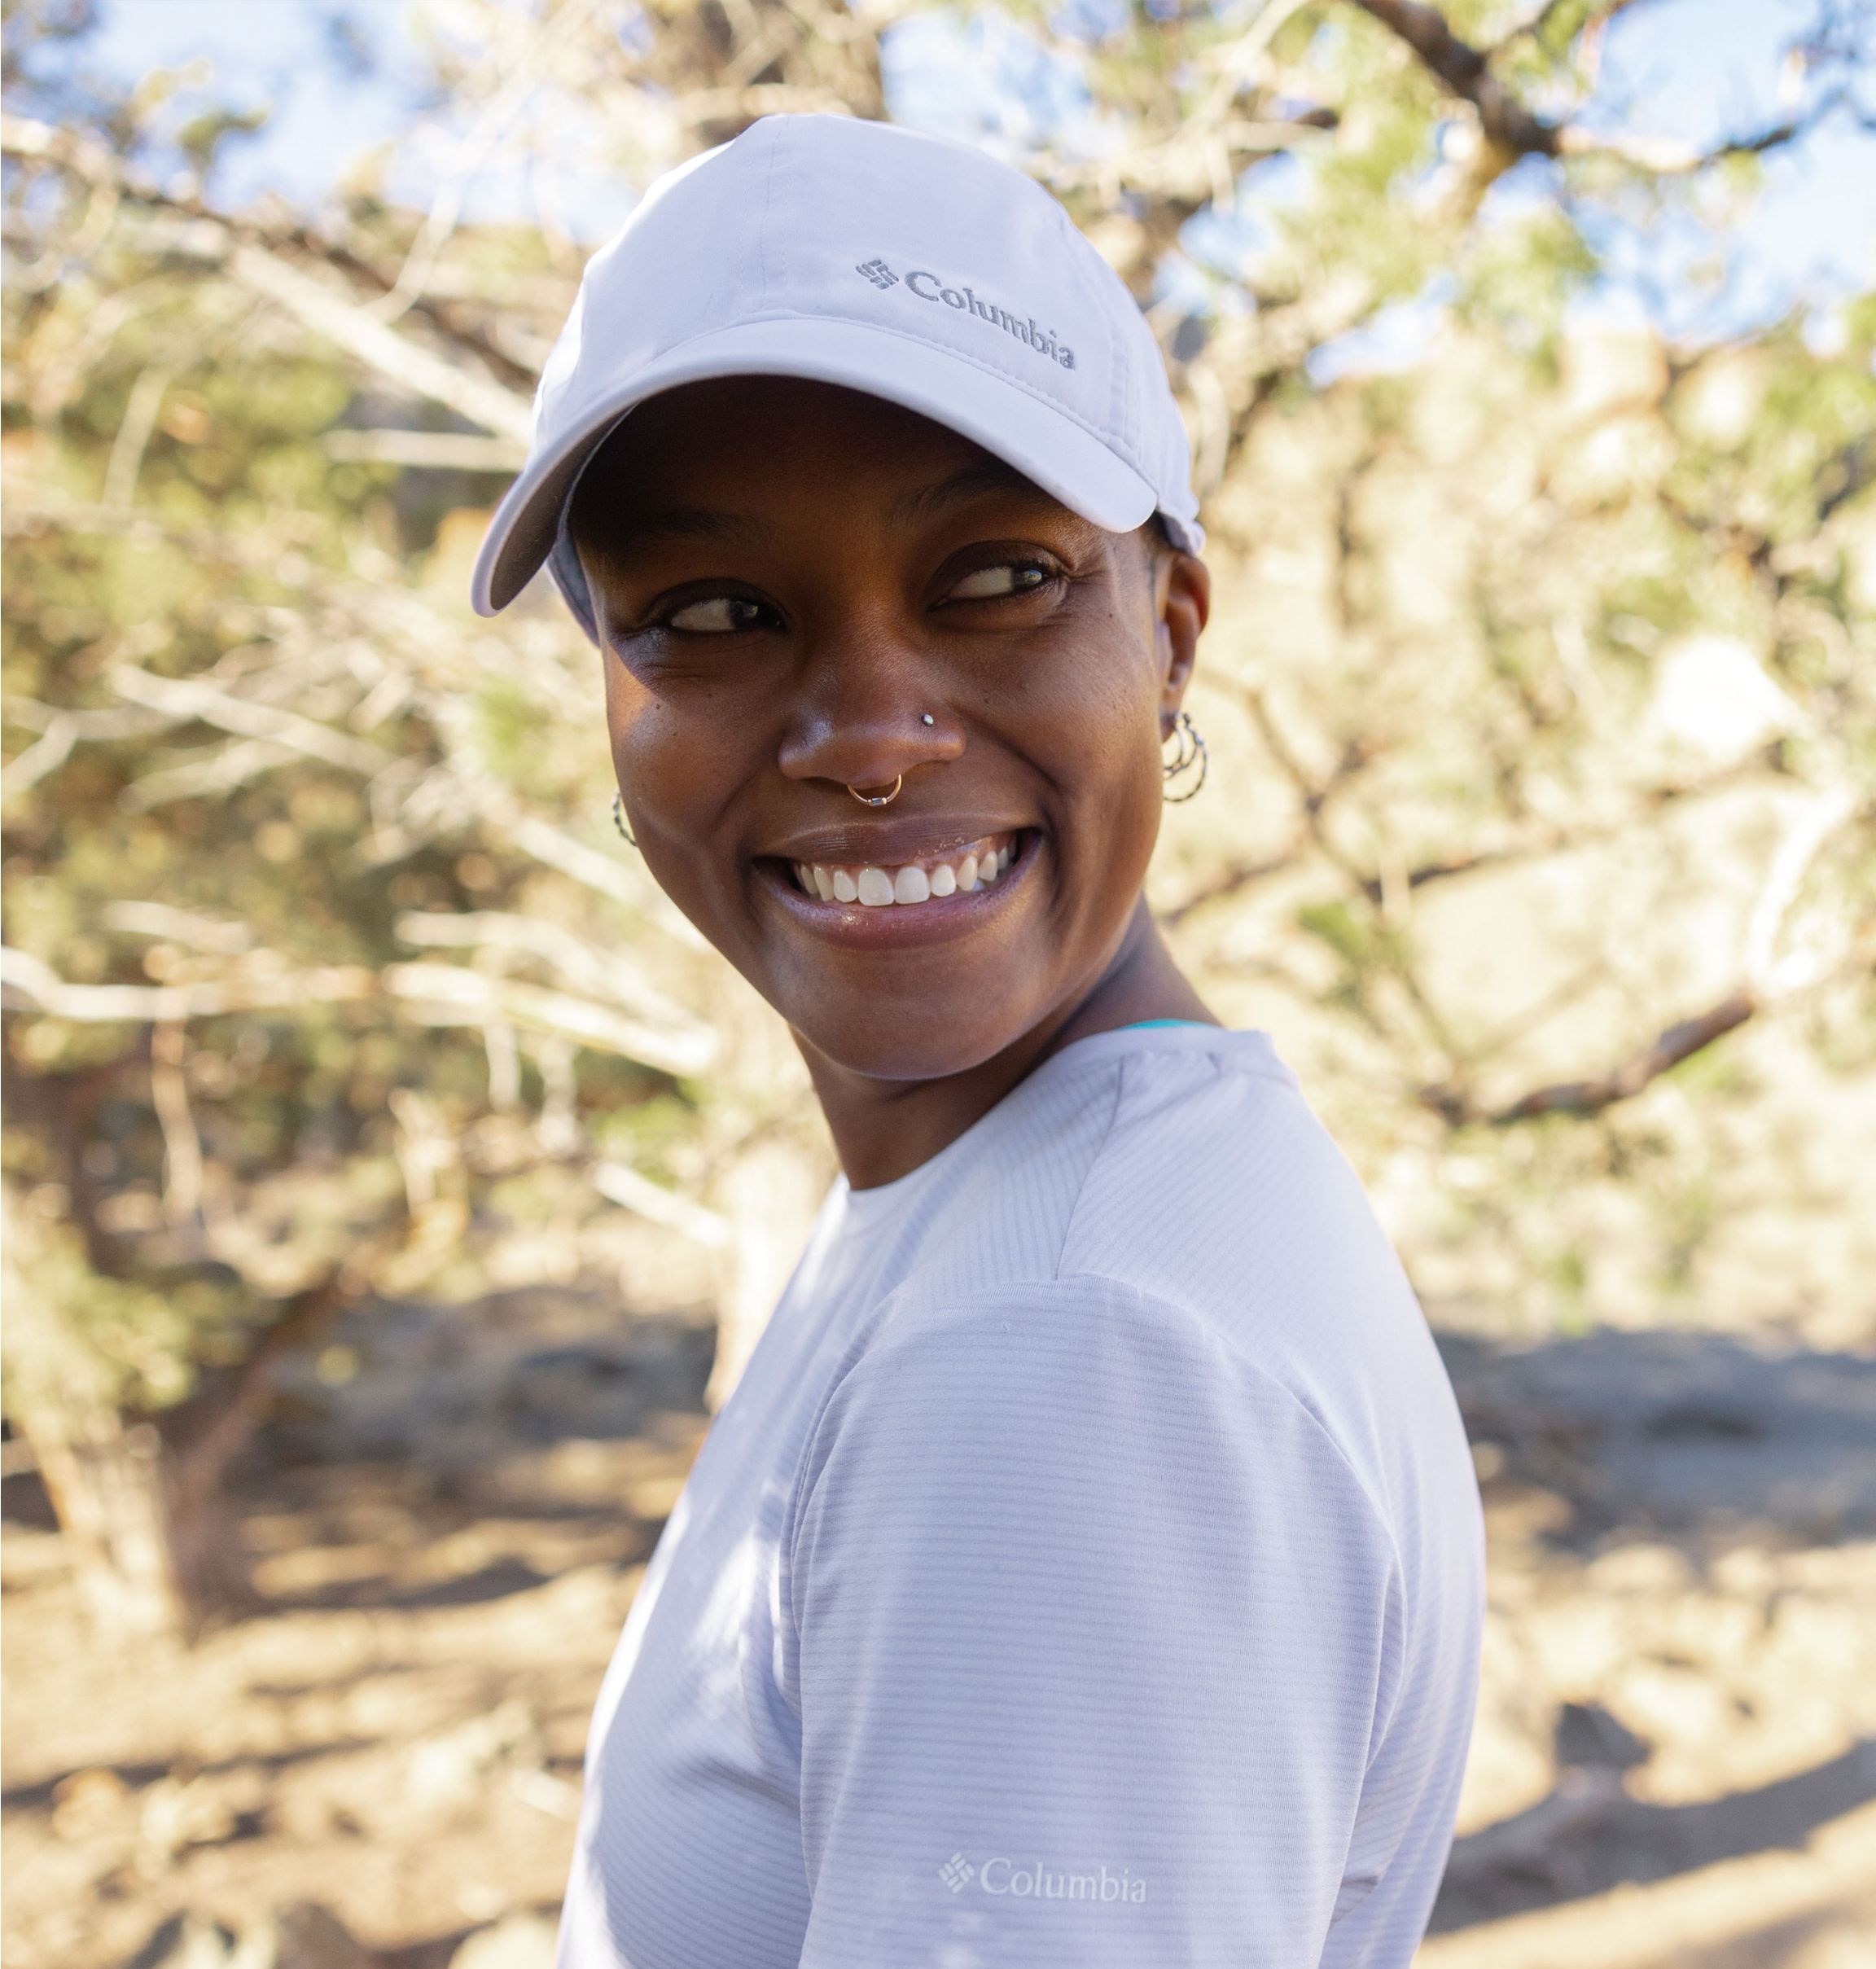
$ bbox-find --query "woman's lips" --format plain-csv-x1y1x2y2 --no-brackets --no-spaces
787,831,1018,908
755,829,1036,945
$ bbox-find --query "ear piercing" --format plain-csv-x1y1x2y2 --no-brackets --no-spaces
1161,710,1208,803
612,792,637,846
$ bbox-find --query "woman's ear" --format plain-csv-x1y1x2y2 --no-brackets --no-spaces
1156,546,1210,714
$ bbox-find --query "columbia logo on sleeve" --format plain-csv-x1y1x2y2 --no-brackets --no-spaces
936,1851,1148,1904
853,258,1077,371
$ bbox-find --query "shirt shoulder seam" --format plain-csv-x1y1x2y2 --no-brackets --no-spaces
1049,1050,1132,1283
1054,1044,1301,1276
1058,1271,1415,1768
775,1271,1415,1764
782,1269,1408,1651
1055,1269,1408,1588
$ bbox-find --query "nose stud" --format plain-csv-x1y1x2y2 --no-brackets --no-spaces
921,713,935,726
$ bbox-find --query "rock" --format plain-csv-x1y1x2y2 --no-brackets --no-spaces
121,1914,240,1969
120,1905,370,1969
138,1772,243,1855
447,1914,559,1969
51,1765,134,1840
1554,1699,1650,1772
265,1905,373,1969
405,1699,545,1822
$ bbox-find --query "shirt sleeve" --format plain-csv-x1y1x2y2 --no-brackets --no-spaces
779,1274,1405,1969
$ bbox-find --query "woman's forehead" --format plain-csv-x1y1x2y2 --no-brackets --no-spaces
572,377,1074,542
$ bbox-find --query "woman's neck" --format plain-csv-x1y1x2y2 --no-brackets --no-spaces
796,898,1216,1190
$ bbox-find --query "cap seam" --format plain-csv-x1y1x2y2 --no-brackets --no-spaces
758,117,786,309
1056,199,1133,459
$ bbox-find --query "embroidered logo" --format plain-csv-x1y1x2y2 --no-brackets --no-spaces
852,257,1076,371
938,1852,975,1892
934,1853,1146,1904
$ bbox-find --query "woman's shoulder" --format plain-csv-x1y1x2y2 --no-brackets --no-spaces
1056,1024,1397,1310
883,1024,1417,1359
830,1027,1468,1507
1050,1027,1472,1520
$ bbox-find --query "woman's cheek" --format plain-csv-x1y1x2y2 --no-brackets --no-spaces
616,691,707,806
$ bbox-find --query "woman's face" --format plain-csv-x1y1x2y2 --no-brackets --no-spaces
573,377,1208,1082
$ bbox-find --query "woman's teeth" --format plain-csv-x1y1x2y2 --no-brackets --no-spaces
791,837,1018,907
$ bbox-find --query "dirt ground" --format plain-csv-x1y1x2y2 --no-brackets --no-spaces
4,1287,1874,1969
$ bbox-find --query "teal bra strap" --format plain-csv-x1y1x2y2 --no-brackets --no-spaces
1124,1019,1207,1029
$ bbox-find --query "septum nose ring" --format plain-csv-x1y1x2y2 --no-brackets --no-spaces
846,715,933,805
848,775,903,807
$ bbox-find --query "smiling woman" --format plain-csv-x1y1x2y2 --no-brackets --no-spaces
470,114,1482,1969
561,377,1209,1164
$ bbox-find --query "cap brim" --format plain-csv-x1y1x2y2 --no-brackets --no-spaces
471,318,1164,616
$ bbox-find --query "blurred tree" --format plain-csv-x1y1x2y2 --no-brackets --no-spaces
3,0,1872,1634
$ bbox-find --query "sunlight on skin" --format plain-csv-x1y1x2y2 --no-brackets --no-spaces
570,377,1214,1187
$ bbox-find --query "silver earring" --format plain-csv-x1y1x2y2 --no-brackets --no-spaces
1162,710,1208,803
612,792,637,848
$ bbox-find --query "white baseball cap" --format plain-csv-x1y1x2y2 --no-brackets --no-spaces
471,113,1203,632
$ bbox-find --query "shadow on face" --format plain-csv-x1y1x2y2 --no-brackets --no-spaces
570,375,1207,1083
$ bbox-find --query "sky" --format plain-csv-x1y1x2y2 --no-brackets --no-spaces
50,0,1876,356
1561,0,1876,333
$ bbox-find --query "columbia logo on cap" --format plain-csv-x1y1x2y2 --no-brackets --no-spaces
853,257,1076,371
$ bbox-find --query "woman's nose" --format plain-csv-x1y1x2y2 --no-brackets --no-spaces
775,635,965,790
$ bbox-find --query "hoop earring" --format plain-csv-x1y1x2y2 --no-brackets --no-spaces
612,792,637,848
1162,710,1208,803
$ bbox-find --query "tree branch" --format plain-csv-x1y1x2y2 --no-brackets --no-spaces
223,244,533,445
590,1160,731,1250
1421,781,1868,1125
1554,108,1818,174
394,908,704,1034
387,963,717,1075
0,946,717,1077
1349,0,1564,154
0,114,541,393
1427,987,1760,1125
1159,831,1307,927
111,667,397,778
1487,0,1652,61
1348,0,1839,174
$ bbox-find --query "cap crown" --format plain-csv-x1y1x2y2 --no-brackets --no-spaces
476,115,1200,621
539,116,1190,514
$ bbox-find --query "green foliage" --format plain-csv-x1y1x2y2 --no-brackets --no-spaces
2,0,1872,1511
474,675,563,798
2,1199,252,1416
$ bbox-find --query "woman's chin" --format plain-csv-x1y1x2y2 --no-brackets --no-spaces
789,1011,1032,1085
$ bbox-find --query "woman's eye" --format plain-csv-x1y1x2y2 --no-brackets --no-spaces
945,562,1052,603
664,595,769,634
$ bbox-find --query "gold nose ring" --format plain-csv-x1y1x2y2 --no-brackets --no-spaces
848,775,903,808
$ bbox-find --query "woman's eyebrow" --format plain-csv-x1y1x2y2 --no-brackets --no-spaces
597,504,766,552
888,459,1048,524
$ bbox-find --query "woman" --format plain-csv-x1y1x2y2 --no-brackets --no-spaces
472,114,1482,1969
